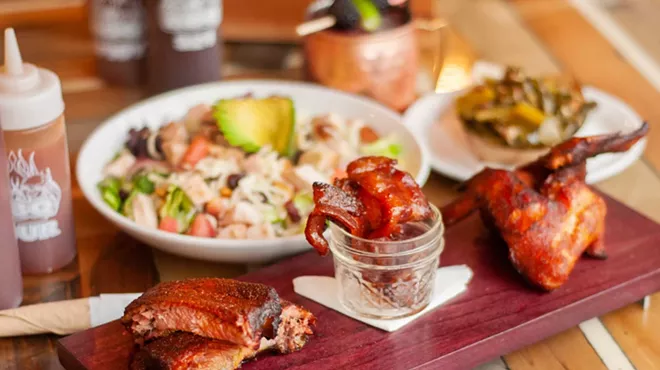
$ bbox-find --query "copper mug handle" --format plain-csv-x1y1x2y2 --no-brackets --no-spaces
412,18,449,93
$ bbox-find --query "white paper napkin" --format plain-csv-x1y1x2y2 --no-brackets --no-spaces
0,293,143,337
293,265,473,332
89,293,143,327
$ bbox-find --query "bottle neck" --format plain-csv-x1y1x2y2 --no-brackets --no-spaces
0,67,64,132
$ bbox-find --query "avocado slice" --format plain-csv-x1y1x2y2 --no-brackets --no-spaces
213,96,296,157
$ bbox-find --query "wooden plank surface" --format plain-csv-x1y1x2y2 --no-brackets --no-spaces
598,157,660,370
596,0,660,72
0,0,86,29
224,0,436,42
602,294,660,370
222,0,312,42
504,327,609,370
444,0,559,75
509,0,660,170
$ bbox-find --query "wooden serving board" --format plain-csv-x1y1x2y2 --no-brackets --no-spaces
57,194,660,370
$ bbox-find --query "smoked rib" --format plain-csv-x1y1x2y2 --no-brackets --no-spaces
130,332,256,370
129,300,316,370
122,278,281,349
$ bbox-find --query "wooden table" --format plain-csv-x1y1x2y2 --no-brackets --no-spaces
2,0,660,369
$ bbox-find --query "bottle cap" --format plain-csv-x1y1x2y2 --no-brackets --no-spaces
0,28,65,131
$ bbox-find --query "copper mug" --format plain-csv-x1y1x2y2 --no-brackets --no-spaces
304,16,446,112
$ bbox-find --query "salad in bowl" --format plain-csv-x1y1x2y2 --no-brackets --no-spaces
99,95,405,240
78,80,428,262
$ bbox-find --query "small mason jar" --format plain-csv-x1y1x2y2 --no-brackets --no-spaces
329,205,444,319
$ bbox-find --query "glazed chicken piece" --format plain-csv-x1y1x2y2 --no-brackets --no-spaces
442,123,649,291
122,278,281,348
304,156,433,255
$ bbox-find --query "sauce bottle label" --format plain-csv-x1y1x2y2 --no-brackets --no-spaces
7,150,62,242
158,0,222,52
91,0,146,61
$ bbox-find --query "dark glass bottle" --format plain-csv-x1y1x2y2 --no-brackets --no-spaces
144,0,223,94
89,0,147,86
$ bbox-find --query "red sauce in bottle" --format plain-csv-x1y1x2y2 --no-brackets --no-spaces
1,28,77,275
0,123,23,309
4,117,76,274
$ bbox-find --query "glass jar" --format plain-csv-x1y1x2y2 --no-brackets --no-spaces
329,205,444,319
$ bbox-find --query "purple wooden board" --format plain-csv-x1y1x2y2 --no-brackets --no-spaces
58,194,660,369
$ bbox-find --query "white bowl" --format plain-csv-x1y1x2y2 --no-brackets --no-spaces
77,80,431,263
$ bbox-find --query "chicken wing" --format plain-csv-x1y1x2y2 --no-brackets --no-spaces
514,122,649,189
442,123,648,290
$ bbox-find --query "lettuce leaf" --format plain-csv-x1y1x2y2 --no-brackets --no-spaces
159,185,196,232
360,135,402,159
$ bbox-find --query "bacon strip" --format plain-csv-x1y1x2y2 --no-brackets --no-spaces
346,157,432,239
304,182,366,255
304,156,433,255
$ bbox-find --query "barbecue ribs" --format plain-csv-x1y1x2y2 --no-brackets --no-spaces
129,300,316,370
130,332,256,370
122,278,281,348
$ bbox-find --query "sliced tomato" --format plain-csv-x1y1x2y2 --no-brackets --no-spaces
187,214,216,238
180,135,210,169
158,216,179,233
206,197,225,218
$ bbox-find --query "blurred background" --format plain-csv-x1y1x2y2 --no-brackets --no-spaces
0,0,437,40
1,0,655,151
0,0,453,151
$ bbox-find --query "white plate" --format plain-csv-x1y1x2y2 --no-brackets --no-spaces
77,80,430,263
403,69,646,184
